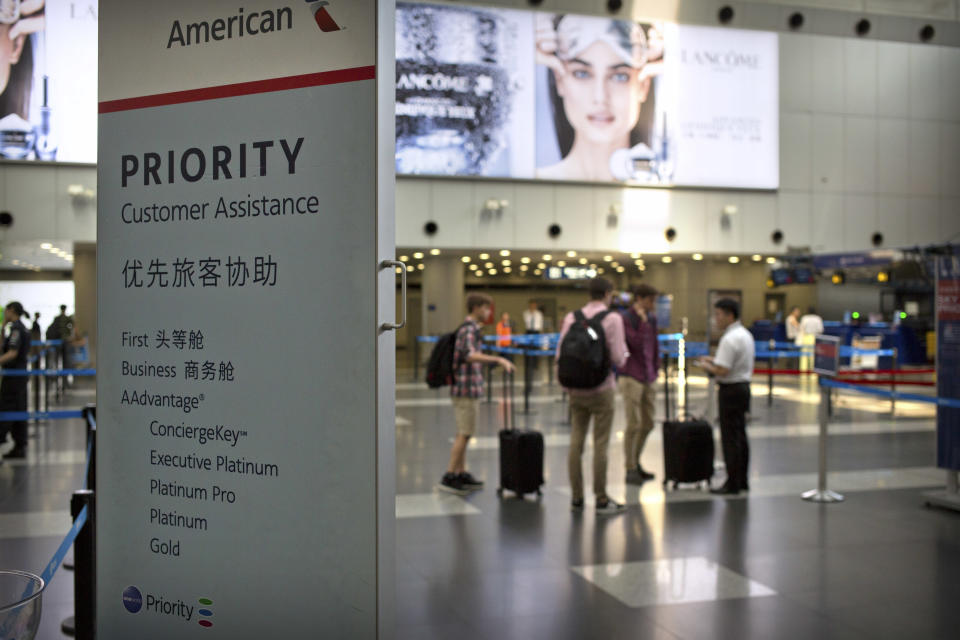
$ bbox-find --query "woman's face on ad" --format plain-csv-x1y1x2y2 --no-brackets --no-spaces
0,25,14,94
556,40,649,146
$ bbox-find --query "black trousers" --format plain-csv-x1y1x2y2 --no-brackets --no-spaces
718,382,751,490
0,378,28,449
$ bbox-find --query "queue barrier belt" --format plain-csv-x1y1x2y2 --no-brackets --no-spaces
0,410,84,421
753,368,807,375
1,368,96,377
39,504,88,585
819,377,960,408
838,368,936,376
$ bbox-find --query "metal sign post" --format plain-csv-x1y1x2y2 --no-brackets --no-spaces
802,335,845,503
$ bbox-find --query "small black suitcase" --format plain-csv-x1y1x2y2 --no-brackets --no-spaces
497,369,544,498
662,418,714,490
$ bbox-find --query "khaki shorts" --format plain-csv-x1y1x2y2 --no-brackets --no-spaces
452,397,479,437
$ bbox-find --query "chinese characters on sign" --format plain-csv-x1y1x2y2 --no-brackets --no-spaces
122,255,278,288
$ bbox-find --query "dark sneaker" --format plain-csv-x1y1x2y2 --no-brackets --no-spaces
438,473,468,496
570,498,585,512
5,446,25,460
637,466,655,481
595,499,626,515
458,472,484,490
625,469,645,485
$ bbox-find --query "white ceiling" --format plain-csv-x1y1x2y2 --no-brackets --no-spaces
0,241,75,272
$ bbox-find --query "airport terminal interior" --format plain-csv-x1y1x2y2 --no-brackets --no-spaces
2,0,960,638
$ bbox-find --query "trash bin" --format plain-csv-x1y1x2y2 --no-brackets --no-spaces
0,570,45,640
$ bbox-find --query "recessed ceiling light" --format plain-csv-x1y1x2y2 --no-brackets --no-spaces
406,265,415,272
630,252,641,259
597,267,605,274
520,265,528,271
751,254,762,262
399,255,409,262
488,268,497,275
430,249,441,256
417,263,424,270
662,256,673,264
578,257,587,264
500,249,511,257
616,266,625,273
502,259,511,266
611,262,619,268
485,262,494,268
542,254,552,261
557,260,566,267
729,256,740,264
520,257,531,264
413,252,424,259
566,250,577,257
461,256,471,263
692,253,704,261
603,255,613,261
534,269,542,276
503,267,512,273
41,243,52,250
537,263,546,269
766,257,777,264
479,253,490,260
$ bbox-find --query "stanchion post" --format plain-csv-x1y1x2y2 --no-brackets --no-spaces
486,364,493,404
662,354,671,421
523,351,532,415
70,490,96,640
413,337,420,383
82,405,96,491
890,348,898,416
802,381,844,503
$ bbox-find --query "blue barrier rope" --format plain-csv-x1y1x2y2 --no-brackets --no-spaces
839,347,896,357
2,369,96,377
820,377,960,409
755,350,804,359
484,345,527,356
0,410,84,421
658,333,684,341
39,505,88,585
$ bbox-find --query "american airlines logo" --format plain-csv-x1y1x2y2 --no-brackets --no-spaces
306,0,341,32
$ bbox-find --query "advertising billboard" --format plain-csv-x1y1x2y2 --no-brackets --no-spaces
0,0,98,163
395,2,779,189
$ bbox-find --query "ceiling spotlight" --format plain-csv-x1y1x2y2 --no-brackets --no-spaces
520,257,531,264
430,249,441,256
41,242,52,250
537,262,546,269
479,252,490,260
398,255,409,262
395,267,402,274
489,269,497,275
630,252,641,259
520,265,528,271
566,250,577,258
662,256,673,264
603,255,613,262
500,249,511,257
469,263,478,270
503,267,512,273
832,271,846,285
417,263,424,270
406,265,415,272
578,257,587,265
616,266,625,273
485,262,494,268
729,256,740,264
611,262,619,268
413,252,424,259
534,269,542,276
542,254,552,261
461,256,471,263
557,260,567,267
751,254,762,262
502,259,511,266
597,267,605,274
766,257,777,264
692,253,704,261
877,271,889,283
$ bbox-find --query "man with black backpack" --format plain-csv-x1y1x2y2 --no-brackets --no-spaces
556,277,629,515
438,293,515,495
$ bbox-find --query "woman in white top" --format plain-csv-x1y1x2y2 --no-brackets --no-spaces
785,306,801,342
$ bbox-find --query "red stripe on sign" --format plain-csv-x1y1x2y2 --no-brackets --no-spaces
98,66,376,113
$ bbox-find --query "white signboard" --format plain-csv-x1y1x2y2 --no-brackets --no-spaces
97,1,394,637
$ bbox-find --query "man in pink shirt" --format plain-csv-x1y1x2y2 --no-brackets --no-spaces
556,277,630,515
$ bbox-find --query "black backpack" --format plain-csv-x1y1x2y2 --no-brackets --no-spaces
425,322,471,389
557,310,611,389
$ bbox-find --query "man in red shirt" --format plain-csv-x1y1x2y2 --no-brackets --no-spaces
618,284,660,484
556,277,630,514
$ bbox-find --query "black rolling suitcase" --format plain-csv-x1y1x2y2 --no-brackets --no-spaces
497,369,544,498
662,418,714,490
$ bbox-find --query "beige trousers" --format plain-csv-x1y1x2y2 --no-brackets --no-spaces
618,376,656,472
568,388,616,502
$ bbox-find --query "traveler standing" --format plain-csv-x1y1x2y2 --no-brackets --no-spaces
523,301,543,334
785,306,801,342
797,306,824,372
556,277,629,514
697,298,754,495
0,302,31,460
439,293,515,495
618,284,659,484
496,311,513,348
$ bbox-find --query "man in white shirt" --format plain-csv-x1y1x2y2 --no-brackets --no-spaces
797,307,824,372
697,298,755,495
523,301,544,334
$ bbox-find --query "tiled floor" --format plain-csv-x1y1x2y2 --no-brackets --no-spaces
3,371,960,639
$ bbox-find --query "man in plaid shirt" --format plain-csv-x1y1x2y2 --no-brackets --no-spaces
440,293,515,495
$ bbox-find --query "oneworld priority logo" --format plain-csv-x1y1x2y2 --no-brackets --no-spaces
197,597,215,628
122,586,143,614
306,0,341,32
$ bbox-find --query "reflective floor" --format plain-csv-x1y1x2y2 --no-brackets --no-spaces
2,371,959,639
